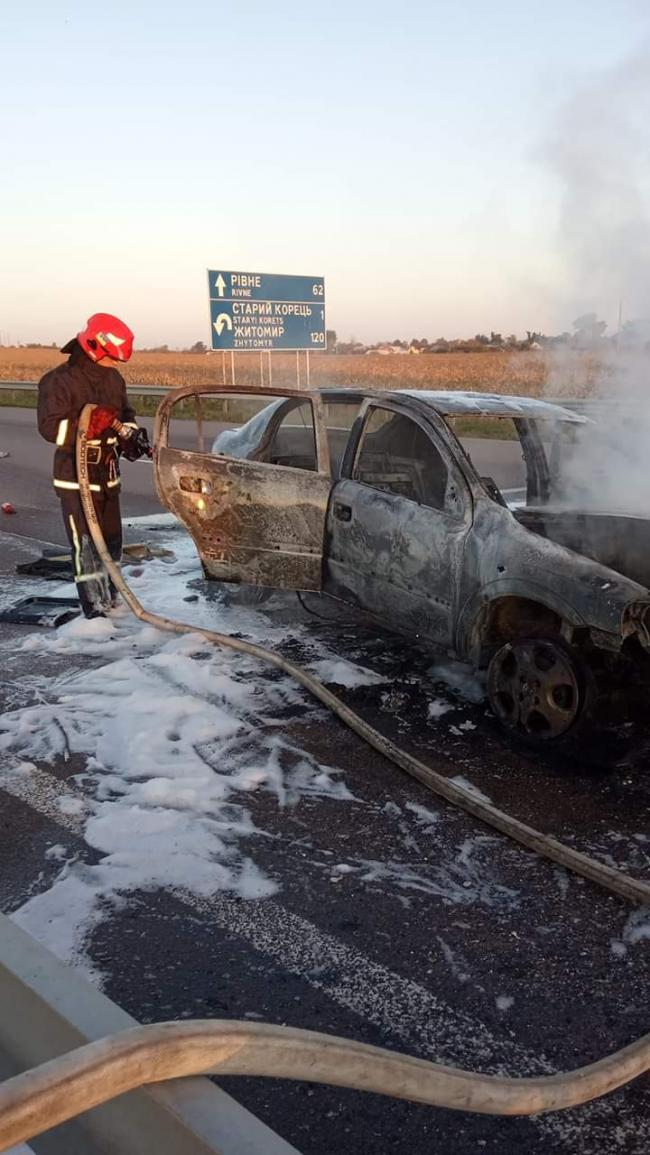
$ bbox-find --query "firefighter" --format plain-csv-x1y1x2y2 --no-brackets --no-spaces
37,312,151,618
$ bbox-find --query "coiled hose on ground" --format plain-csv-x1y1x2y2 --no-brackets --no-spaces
2,403,647,1151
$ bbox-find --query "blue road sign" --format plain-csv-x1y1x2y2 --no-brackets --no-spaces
209,270,324,304
209,299,326,352
207,269,326,351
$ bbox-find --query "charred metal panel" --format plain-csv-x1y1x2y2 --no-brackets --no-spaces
623,601,650,647
324,478,470,647
514,418,550,504
326,398,475,647
397,390,588,423
516,507,650,590
154,386,331,592
456,498,650,663
157,447,331,590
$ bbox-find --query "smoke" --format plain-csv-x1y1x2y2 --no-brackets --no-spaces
541,48,650,516
549,395,650,517
547,49,650,324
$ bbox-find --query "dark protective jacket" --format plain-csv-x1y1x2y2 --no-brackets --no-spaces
37,341,137,495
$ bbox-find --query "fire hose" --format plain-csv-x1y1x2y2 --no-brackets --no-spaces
2,402,647,1150
0,1018,649,1150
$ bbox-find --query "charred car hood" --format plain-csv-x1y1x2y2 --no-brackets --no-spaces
516,506,650,591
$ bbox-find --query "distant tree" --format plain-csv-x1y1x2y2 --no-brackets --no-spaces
490,331,503,346
572,313,607,347
326,329,338,353
187,340,207,354
337,339,366,354
618,318,650,347
474,333,490,345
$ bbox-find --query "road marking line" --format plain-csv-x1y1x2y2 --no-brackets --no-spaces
183,888,538,1069
179,890,649,1149
2,766,648,1151
0,763,85,835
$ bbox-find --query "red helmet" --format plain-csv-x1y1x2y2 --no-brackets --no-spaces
77,312,134,363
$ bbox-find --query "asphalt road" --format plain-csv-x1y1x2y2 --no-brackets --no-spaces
1,557,649,1151
1,414,647,1155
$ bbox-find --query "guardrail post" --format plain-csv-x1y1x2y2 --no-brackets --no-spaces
0,915,301,1155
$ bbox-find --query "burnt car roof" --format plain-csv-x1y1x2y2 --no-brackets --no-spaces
391,390,587,423
311,388,587,424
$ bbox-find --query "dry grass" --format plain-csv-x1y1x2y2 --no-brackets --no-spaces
0,346,605,397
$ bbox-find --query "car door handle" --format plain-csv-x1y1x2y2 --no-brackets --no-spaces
334,502,352,523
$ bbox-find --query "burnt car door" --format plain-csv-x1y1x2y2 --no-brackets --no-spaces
154,386,331,591
324,399,472,646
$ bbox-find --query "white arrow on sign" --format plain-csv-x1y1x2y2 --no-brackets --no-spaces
213,313,233,336
214,274,226,297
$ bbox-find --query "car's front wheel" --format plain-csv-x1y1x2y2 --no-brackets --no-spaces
486,637,594,744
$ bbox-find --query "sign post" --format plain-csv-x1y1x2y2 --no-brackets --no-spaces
207,269,326,386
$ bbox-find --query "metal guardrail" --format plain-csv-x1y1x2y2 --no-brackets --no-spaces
0,381,580,404
1,383,625,404
0,914,300,1155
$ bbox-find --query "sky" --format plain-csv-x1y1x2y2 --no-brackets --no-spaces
1,0,649,348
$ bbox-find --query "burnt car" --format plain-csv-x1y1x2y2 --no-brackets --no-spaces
153,386,650,746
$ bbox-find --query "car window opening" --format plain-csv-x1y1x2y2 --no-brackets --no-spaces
265,398,363,476
355,409,449,510
267,401,318,472
447,415,529,509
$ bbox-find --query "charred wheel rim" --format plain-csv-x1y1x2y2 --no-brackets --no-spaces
487,639,582,740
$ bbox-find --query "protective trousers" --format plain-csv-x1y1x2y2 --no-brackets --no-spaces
59,490,122,618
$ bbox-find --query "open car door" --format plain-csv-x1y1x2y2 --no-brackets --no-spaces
154,385,331,591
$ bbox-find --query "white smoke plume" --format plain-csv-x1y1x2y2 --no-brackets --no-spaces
541,47,650,516
547,48,650,326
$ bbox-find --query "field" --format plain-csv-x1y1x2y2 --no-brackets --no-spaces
0,346,606,397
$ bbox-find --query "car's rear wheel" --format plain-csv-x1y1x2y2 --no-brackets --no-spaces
487,637,594,743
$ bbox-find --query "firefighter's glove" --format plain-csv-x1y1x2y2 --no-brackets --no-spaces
119,426,153,461
87,406,119,439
